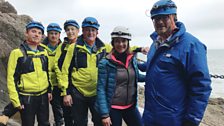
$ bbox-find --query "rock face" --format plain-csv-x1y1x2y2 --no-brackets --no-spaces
0,0,224,126
0,0,32,108
0,0,17,14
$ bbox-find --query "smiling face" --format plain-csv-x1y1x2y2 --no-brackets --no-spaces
25,28,43,45
65,25,79,42
112,37,129,54
152,14,176,39
82,27,98,45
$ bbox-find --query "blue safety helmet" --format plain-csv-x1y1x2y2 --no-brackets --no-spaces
26,21,45,34
150,0,177,19
47,23,62,33
64,19,80,30
82,17,100,30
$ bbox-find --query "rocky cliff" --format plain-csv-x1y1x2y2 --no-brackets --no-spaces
0,0,32,108
0,0,223,126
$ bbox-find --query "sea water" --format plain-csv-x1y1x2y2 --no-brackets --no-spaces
207,49,224,98
137,49,224,98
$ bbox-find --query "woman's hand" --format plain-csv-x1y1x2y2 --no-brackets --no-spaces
102,117,112,126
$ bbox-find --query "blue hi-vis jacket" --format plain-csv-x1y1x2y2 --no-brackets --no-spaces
140,22,212,126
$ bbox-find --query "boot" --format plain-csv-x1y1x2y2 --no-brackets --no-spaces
0,115,9,126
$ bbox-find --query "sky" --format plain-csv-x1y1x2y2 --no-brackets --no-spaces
6,0,224,49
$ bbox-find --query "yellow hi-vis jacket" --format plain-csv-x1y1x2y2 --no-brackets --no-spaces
54,37,72,89
60,35,141,97
40,38,61,87
7,43,51,108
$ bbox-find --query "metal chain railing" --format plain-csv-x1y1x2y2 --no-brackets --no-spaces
137,58,224,80
210,74,224,79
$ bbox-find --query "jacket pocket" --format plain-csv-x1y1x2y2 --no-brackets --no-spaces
158,53,183,72
151,92,177,112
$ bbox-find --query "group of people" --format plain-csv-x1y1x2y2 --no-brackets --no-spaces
0,0,212,126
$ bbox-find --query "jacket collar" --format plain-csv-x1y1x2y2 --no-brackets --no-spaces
106,50,133,68
76,35,105,49
21,41,45,52
150,21,186,48
42,37,62,46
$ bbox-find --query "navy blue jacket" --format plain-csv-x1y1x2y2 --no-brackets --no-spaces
95,53,145,118
141,22,212,126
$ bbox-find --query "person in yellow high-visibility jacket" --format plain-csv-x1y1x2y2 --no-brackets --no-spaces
40,23,63,126
54,19,80,126
7,21,52,126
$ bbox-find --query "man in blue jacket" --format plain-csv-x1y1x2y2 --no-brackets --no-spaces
140,0,212,126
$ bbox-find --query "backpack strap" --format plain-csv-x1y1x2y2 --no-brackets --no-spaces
61,42,67,52
19,45,28,63
73,44,78,71
58,43,68,71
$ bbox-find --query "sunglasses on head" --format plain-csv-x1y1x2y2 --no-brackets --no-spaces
85,20,98,25
152,4,176,11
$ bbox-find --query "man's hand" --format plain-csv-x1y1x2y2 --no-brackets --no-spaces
63,95,73,106
17,105,24,110
48,93,52,102
102,117,112,126
141,47,149,55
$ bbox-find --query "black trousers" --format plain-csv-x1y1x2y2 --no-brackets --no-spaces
51,86,73,126
62,105,73,126
70,86,102,126
50,87,64,126
20,93,50,126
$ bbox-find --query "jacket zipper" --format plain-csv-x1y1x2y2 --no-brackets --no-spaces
126,67,129,105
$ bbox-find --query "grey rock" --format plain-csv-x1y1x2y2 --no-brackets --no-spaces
0,0,32,108
0,0,17,14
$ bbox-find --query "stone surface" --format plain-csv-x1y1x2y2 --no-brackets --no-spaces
0,1,223,126
0,0,32,109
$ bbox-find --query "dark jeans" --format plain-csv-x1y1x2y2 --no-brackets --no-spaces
110,106,143,126
20,93,50,126
70,86,102,126
50,87,64,126
62,105,73,126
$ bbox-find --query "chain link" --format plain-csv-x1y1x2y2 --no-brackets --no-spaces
210,74,224,79
136,58,224,80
